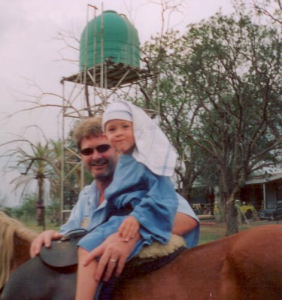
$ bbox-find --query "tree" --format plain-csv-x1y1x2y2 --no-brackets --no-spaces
137,30,215,202
141,10,282,234
251,0,282,24
1,135,60,229
1,131,86,226
21,194,37,221
181,13,282,234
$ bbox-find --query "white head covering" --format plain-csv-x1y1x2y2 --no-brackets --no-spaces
102,100,177,177
102,101,133,131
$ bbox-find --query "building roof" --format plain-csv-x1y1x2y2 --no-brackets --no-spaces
246,173,282,185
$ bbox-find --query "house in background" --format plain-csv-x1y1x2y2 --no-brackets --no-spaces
241,172,282,211
190,168,282,213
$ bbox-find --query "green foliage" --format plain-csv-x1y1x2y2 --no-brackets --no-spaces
141,10,282,234
21,194,37,217
7,139,61,201
141,30,218,199
6,194,37,221
46,197,60,223
251,0,282,25
12,207,24,219
184,13,282,180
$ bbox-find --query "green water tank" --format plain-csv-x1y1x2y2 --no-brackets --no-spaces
80,10,140,70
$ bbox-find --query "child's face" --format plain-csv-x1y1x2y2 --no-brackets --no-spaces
105,119,135,154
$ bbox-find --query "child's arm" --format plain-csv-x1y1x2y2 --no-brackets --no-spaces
118,216,140,242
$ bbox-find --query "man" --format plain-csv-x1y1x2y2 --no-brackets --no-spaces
30,116,199,281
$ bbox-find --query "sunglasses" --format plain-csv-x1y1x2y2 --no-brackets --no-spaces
80,144,111,156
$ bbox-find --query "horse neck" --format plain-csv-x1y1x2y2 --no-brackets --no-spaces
8,219,38,270
11,235,33,271
0,212,38,290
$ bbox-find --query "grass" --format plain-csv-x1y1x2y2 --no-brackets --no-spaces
199,224,225,244
199,218,282,245
22,219,60,233
21,217,282,245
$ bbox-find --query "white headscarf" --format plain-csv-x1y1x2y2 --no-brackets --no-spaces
102,100,177,177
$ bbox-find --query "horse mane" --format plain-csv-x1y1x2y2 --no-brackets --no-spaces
0,211,38,290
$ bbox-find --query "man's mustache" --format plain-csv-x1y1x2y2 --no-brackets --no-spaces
90,159,108,166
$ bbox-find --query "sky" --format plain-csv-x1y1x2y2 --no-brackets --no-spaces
0,0,234,206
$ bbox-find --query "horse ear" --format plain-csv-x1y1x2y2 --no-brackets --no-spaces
0,211,38,290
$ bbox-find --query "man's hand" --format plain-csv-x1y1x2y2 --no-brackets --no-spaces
118,216,140,242
83,232,140,282
30,230,63,258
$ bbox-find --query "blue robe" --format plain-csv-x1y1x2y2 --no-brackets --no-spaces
78,154,178,259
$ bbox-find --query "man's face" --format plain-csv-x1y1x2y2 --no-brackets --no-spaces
79,135,118,181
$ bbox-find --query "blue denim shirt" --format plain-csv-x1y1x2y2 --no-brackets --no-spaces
61,180,199,248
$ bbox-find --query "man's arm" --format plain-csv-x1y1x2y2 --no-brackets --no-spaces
172,212,198,236
176,193,200,248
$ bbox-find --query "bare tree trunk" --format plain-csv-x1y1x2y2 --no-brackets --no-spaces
226,198,238,235
220,168,239,235
180,182,192,204
215,181,225,222
36,176,45,230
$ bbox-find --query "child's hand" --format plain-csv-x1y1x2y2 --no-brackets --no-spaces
118,216,140,242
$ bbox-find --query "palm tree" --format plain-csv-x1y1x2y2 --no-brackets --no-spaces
5,138,60,229
1,129,86,227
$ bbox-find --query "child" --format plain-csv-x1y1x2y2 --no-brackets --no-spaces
75,100,178,300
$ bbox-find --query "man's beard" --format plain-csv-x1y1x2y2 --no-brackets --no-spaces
89,158,114,181
95,173,113,181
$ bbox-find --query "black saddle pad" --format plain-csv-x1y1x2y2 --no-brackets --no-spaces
39,229,87,268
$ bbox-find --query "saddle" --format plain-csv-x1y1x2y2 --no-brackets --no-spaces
40,229,186,269
39,230,186,300
39,229,87,268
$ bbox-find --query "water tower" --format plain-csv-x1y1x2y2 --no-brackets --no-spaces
60,5,156,222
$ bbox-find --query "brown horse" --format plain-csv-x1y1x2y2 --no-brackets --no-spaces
115,224,282,300
0,211,38,291
1,211,282,300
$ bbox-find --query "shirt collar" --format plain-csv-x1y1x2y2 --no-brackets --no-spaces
85,180,108,209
